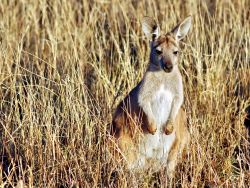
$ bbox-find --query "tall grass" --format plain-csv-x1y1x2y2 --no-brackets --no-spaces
0,0,249,187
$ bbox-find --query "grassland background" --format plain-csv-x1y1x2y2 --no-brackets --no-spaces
0,0,249,187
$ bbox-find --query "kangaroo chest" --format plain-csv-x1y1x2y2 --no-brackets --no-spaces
151,84,174,127
134,85,175,170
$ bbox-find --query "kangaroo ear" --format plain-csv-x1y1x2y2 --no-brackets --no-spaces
172,16,192,41
142,16,160,40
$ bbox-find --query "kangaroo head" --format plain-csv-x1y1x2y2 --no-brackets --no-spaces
142,16,192,73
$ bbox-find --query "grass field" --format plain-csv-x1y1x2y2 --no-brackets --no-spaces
0,0,249,187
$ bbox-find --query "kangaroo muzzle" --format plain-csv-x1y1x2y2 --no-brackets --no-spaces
161,61,173,73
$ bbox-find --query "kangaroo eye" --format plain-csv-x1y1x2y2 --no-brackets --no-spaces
155,49,162,55
173,51,178,55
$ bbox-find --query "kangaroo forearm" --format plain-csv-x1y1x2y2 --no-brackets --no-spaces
169,96,183,121
139,102,157,134
140,102,154,121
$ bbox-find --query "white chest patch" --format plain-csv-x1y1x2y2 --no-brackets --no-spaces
151,85,173,127
131,85,176,170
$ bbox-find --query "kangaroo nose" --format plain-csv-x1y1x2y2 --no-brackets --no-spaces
162,63,173,72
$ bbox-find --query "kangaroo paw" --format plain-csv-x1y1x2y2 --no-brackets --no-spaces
164,121,174,135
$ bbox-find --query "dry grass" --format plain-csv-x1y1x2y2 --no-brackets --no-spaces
0,0,249,187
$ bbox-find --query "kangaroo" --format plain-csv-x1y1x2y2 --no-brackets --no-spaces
111,16,191,176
